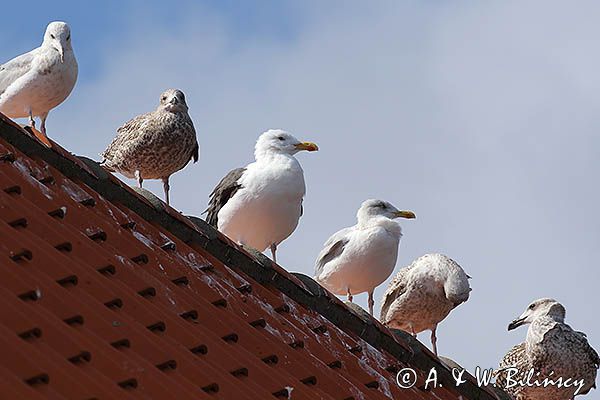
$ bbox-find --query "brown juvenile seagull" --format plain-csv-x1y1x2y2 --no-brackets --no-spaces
101,89,198,205
496,298,599,400
380,253,471,356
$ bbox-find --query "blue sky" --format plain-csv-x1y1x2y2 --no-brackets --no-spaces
2,0,600,384
1,1,306,79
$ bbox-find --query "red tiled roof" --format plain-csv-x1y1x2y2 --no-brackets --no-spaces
0,114,508,400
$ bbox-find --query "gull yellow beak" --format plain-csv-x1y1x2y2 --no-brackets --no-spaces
294,142,319,152
394,210,416,219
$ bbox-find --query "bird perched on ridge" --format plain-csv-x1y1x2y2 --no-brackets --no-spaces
496,298,599,400
314,199,416,316
380,253,471,356
0,21,78,147
101,89,198,205
205,129,318,262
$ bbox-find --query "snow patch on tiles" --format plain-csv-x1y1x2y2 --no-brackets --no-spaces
14,156,48,177
84,227,98,236
242,295,303,342
357,339,393,398
223,266,252,288
96,195,134,227
246,293,344,349
247,295,280,319
270,322,296,342
347,386,366,400
133,231,154,248
158,232,173,243
197,273,231,299
13,159,53,198
179,252,211,271
106,205,116,220
115,255,128,265
164,287,177,306
282,299,360,355
285,386,293,400
179,252,243,299
361,340,392,371
285,300,333,331
60,179,90,202
263,323,285,341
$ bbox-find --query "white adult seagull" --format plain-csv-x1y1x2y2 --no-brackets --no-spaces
205,129,318,262
380,253,471,356
0,21,78,147
314,199,415,316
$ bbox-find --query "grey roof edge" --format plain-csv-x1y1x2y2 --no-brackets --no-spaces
0,117,511,400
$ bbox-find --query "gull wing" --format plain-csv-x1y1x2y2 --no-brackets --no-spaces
204,167,246,227
100,111,157,165
379,266,411,322
191,142,199,163
314,227,352,278
495,342,527,392
546,324,600,370
0,50,35,97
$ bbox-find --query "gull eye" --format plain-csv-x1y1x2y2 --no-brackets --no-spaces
50,34,56,39
278,136,285,141
529,303,536,310
161,96,167,101
66,35,71,41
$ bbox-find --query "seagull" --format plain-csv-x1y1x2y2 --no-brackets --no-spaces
314,199,416,316
380,253,471,356
0,21,78,147
101,89,198,205
205,129,318,262
497,298,599,400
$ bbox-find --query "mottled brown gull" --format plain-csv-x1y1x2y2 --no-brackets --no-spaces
0,21,78,147
314,199,416,316
101,89,198,205
380,253,471,356
497,298,599,400
205,129,318,262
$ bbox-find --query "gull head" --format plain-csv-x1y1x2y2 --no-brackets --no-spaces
444,265,472,306
357,199,416,223
44,21,72,63
508,298,566,331
159,89,189,113
255,129,318,159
